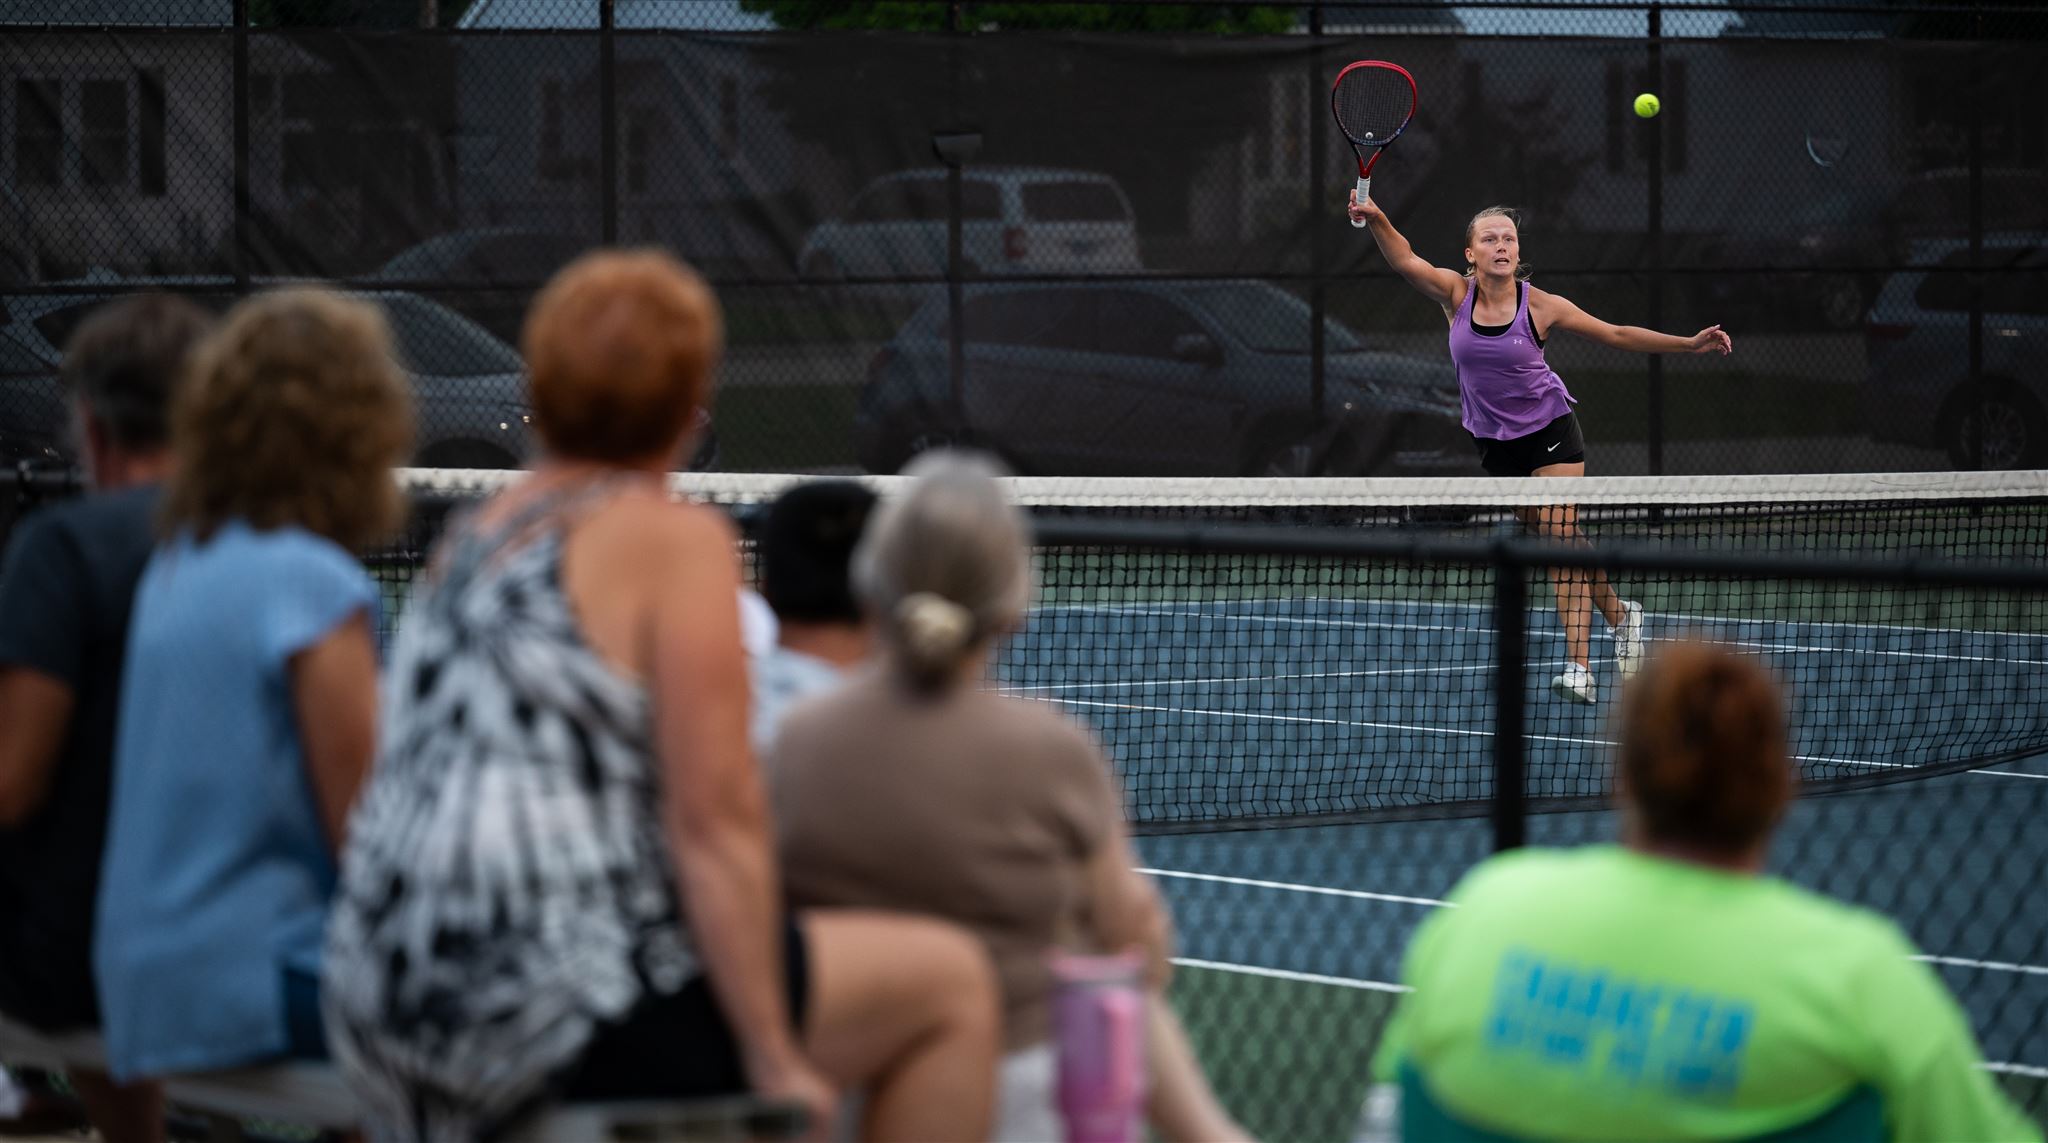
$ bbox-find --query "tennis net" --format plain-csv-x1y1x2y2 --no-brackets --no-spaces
391,468,2048,833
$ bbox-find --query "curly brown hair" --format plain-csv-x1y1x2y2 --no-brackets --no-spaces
161,287,415,551
523,249,723,464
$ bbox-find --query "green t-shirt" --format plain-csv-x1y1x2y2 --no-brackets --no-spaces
1373,846,2039,1143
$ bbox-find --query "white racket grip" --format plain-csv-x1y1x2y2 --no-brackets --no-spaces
1351,176,1372,228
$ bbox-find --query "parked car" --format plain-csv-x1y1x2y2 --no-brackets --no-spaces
853,280,1473,477
1862,235,2048,469
0,279,537,470
799,167,1142,280
1699,169,2048,331
0,317,68,465
370,228,592,346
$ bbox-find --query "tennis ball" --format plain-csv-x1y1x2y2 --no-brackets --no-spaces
1634,92,1661,119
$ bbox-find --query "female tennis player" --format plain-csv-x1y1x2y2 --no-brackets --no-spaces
1349,193,1732,703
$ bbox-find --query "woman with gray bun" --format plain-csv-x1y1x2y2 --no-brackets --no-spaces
768,451,1249,1143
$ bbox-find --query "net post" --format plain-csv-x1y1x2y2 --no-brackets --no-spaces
1967,30,1985,470
1491,544,1528,852
1645,2,1664,477
231,0,249,296
599,0,617,246
1309,4,1327,428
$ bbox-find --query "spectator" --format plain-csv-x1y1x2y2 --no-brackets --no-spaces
770,451,1247,1143
0,294,212,1140
323,251,998,1141
749,479,879,753
1369,641,2040,1143
93,288,412,1086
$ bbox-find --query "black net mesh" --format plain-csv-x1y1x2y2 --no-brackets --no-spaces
6,6,2046,478
5,463,2046,1136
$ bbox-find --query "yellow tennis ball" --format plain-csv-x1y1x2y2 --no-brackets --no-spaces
1634,92,1661,119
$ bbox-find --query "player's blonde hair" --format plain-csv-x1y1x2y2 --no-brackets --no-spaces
1463,205,1532,282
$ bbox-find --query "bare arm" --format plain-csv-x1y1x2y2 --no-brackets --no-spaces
289,609,378,850
1349,193,1466,310
648,507,819,1092
0,667,75,826
1535,288,1733,355
1084,829,1174,989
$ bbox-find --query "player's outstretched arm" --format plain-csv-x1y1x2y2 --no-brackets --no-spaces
1534,288,1733,356
1350,192,1465,309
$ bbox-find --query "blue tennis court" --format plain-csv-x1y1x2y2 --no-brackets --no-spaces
998,594,2048,1138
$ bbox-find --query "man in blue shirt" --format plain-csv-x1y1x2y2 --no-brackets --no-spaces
0,293,213,1141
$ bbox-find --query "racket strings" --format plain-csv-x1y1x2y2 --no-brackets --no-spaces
1333,68,1413,145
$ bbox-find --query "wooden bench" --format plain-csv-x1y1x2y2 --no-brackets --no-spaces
5,1014,806,1141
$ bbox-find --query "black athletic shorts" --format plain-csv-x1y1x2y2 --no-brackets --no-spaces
1471,412,1586,476
563,919,810,1101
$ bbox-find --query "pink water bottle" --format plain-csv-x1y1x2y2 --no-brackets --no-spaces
1051,951,1148,1143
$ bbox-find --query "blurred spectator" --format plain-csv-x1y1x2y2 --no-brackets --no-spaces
749,479,879,754
93,288,412,1087
770,451,1247,1143
0,294,212,1141
324,251,996,1141
1368,641,2040,1143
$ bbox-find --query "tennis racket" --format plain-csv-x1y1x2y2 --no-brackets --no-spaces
1330,61,1418,228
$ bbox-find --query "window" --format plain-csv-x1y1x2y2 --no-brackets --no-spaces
1184,284,1365,355
624,107,653,195
961,179,1002,221
14,80,61,188
717,74,738,159
138,69,165,196
378,296,524,376
281,74,324,192
1092,292,1204,359
538,78,570,183
954,291,1097,352
1023,182,1128,223
32,300,117,351
80,80,128,189
1917,249,2048,317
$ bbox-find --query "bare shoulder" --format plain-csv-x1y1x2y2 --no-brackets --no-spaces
582,493,740,587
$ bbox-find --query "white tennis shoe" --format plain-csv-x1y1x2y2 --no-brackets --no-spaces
1611,600,1646,680
1551,662,1596,705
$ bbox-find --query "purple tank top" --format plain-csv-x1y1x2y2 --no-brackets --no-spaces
1449,281,1575,440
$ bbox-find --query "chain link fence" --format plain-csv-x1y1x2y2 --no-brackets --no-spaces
4,1,2046,477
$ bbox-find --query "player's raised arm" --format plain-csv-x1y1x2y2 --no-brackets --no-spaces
1350,194,1465,310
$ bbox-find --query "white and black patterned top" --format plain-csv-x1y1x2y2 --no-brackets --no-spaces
324,483,695,1141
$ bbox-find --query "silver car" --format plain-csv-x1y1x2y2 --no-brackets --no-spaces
1862,236,2048,469
800,168,1142,280
854,280,1471,477
0,281,536,470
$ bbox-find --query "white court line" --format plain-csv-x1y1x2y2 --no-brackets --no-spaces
1056,604,2044,670
1916,955,2048,978
1063,594,2048,644
1048,694,2024,777
1008,662,1491,694
1142,868,1452,908
1170,957,1411,994
1169,960,2040,1074
1150,868,2048,979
